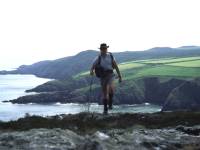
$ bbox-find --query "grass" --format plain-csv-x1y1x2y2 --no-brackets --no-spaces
134,65,200,78
118,56,200,80
167,59,200,67
1,112,200,133
118,62,145,71
73,71,90,79
141,56,200,64
73,56,200,90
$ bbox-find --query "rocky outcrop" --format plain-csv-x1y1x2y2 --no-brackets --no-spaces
1,127,200,150
1,112,200,132
0,112,200,150
143,77,184,104
176,125,200,136
162,80,200,111
26,76,100,93
4,91,97,104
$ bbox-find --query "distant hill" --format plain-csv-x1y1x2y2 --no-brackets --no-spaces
1,46,200,79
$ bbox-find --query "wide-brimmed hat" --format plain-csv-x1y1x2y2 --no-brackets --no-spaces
98,43,109,49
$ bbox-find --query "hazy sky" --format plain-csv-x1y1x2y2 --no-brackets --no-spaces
0,0,200,70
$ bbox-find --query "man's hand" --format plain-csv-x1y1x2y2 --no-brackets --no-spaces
90,69,95,76
113,60,122,83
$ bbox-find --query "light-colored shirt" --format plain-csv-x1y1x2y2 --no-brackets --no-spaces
92,52,116,70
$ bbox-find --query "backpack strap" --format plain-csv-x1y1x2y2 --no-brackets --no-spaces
109,52,114,62
97,54,101,65
109,52,115,69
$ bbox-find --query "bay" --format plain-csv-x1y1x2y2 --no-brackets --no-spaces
0,75,161,122
0,74,51,101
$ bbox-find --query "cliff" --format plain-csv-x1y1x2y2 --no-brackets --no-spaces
162,79,200,111
6,77,186,106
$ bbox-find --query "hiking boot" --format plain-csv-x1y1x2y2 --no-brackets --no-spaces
108,99,113,109
108,93,113,110
103,98,108,114
103,110,108,115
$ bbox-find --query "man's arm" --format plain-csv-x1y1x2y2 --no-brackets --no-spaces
90,56,98,76
112,60,122,82
90,64,95,76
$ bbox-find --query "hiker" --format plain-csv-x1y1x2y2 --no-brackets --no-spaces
90,43,122,114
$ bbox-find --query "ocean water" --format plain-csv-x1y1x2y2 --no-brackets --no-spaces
0,75,162,122
0,74,51,101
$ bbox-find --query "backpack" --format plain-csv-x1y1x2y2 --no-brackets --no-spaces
94,52,114,78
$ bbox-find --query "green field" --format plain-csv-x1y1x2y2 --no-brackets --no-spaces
74,56,200,81
167,59,200,67
118,62,145,71
123,57,200,80
140,56,200,64
74,62,146,79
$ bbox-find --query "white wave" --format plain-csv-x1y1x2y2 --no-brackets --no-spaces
28,103,35,105
55,102,61,105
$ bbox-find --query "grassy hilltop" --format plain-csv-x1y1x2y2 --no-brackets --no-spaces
76,56,200,80
1,46,200,80
73,56,200,95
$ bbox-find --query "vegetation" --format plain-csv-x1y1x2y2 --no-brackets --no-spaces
75,56,200,82
167,59,200,67
1,112,200,133
24,56,200,105
118,56,200,79
5,49,200,111
140,56,200,64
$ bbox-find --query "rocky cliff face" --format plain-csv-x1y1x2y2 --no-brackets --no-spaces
5,77,200,111
3,77,186,104
162,80,200,111
143,77,185,105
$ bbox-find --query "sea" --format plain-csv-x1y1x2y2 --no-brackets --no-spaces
0,75,161,122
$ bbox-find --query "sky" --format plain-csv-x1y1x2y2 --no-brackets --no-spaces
0,0,200,70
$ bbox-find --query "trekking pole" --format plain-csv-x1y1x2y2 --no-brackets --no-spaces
116,76,123,103
87,75,94,112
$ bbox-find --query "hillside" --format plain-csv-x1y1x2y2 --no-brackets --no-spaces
6,55,200,111
1,46,200,111
1,46,200,79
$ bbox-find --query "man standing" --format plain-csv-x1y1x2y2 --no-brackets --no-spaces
90,43,122,114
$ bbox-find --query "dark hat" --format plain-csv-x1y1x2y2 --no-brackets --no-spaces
98,43,109,49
